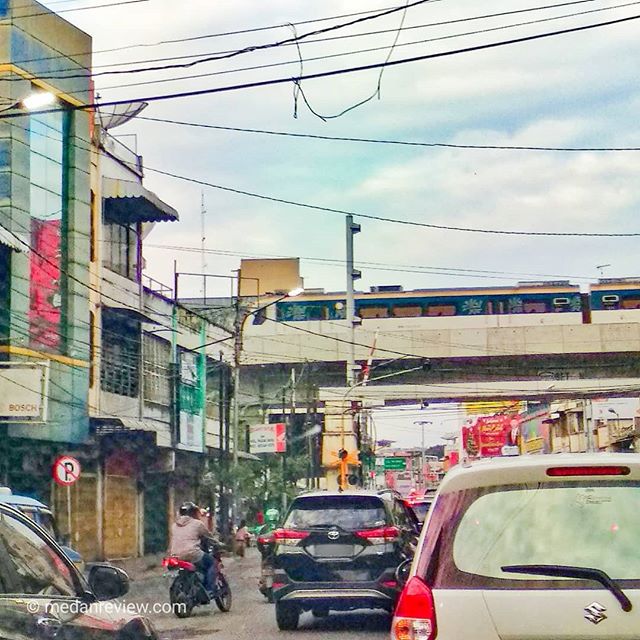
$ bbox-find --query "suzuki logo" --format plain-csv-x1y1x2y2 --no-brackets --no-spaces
327,530,340,541
584,602,607,624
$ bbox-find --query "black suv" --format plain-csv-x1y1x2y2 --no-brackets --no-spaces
272,490,419,630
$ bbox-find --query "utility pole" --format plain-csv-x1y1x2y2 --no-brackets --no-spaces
231,274,243,525
414,421,432,491
345,215,361,386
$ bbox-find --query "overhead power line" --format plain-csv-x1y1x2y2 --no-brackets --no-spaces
91,0,604,73
138,115,640,152
145,166,640,238
1,12,638,120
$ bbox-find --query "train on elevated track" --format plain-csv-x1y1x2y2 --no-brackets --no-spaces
264,279,640,328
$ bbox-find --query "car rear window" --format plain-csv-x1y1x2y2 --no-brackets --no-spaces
417,481,640,588
406,501,431,523
284,495,387,530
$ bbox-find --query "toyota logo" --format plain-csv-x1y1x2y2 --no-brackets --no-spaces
327,530,340,541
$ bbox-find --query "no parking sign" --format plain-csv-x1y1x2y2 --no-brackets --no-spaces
53,455,81,486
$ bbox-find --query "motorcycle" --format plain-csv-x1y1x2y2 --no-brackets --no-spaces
256,531,276,603
163,541,232,618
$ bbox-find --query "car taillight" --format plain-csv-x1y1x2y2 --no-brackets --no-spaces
547,465,630,477
355,525,399,544
392,576,437,640
257,534,274,545
272,528,310,545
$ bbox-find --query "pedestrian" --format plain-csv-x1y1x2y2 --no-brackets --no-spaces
234,519,250,557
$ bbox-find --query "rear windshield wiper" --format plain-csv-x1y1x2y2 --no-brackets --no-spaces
502,564,632,612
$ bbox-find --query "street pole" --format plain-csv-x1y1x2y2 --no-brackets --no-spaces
345,215,361,386
414,420,432,491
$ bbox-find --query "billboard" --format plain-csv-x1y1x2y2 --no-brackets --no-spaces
463,414,520,458
250,423,286,454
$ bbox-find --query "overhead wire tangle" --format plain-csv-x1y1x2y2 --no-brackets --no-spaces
27,0,434,80
17,0,623,85
145,166,640,238
13,2,434,67
1,11,639,119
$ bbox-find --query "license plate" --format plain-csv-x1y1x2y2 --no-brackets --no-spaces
308,544,354,558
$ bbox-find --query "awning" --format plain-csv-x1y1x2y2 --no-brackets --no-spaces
102,177,179,224
0,225,26,252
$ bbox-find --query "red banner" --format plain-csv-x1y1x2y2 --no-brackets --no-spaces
463,414,520,458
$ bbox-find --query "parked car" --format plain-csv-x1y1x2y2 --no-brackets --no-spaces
0,487,84,571
392,453,640,640
272,489,419,630
0,501,157,640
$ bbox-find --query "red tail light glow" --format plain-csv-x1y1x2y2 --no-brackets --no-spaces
547,465,630,477
273,528,310,545
355,526,400,544
392,576,437,640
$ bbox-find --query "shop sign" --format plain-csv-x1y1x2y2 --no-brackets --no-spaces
250,423,286,454
0,363,48,421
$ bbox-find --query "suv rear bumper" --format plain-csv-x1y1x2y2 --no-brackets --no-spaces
273,580,398,611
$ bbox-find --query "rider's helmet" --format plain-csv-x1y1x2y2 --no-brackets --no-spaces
265,508,280,523
179,501,200,518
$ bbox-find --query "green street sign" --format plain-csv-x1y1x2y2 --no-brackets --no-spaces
384,457,407,471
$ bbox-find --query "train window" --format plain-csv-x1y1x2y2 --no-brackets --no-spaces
621,298,640,310
486,301,493,314
426,304,457,317
602,294,620,309
392,305,422,318
358,306,389,319
552,297,570,312
523,301,548,313
305,305,329,321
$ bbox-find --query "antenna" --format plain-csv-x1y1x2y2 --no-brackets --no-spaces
596,264,611,277
201,191,207,300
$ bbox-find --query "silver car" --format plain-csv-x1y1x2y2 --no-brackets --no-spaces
392,453,640,640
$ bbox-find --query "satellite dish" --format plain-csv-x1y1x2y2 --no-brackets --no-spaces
96,101,149,130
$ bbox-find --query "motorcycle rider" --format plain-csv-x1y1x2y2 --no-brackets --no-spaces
169,501,218,596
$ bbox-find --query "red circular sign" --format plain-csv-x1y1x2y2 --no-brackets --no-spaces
53,455,81,486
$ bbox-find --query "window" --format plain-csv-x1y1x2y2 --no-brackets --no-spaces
392,305,422,318
358,306,389,319
425,304,456,317
100,313,140,397
102,221,139,280
419,482,640,589
621,297,640,310
285,496,387,530
0,511,75,596
28,108,68,352
523,301,548,313
144,335,171,405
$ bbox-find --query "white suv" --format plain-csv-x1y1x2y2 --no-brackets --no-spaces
392,453,640,640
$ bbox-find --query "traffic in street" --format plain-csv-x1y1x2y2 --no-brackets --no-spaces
125,547,391,640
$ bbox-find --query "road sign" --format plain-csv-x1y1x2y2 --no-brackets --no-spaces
53,455,81,486
384,457,407,471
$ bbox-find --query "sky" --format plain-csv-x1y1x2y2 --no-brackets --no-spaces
41,0,640,300
32,0,640,447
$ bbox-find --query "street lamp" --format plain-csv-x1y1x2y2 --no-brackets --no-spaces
231,287,304,519
413,420,432,490
0,90,57,114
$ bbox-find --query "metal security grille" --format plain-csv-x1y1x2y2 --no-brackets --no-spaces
143,334,171,405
